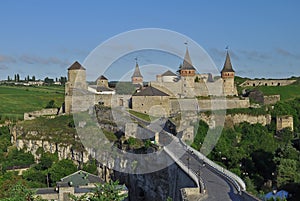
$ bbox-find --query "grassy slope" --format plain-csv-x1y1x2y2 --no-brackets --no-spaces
0,85,64,120
254,84,300,101
239,77,300,101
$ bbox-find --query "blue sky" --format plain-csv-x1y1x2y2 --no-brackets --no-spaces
0,0,300,81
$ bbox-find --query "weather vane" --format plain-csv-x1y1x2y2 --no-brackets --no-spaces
225,45,229,50
184,41,188,46
135,57,138,63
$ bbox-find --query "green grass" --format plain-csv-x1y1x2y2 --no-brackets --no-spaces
18,115,83,149
0,85,64,121
128,110,159,122
243,84,300,102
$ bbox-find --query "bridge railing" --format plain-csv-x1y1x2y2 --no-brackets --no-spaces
180,139,246,192
162,130,245,193
162,134,206,194
163,145,200,189
163,134,206,194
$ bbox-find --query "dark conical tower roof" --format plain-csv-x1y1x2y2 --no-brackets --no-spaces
97,75,108,81
131,62,143,78
68,61,86,70
221,51,235,73
182,48,196,70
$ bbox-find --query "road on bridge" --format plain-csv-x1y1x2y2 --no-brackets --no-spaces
124,112,245,201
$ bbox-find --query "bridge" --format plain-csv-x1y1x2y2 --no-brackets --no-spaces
129,114,260,201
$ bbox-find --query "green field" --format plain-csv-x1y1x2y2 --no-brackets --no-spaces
242,83,300,102
0,85,64,121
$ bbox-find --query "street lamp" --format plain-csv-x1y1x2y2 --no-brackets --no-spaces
187,156,190,175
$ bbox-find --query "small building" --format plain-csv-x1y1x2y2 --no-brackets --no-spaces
160,70,178,83
35,170,104,200
132,86,170,117
276,115,293,131
35,170,128,201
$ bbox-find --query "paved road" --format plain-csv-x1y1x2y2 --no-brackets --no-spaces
180,150,243,201
159,130,243,201
127,114,244,201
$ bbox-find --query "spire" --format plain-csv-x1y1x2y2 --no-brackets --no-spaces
131,59,143,78
182,47,195,70
221,50,235,73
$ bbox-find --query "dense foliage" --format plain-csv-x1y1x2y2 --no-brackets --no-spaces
193,98,300,199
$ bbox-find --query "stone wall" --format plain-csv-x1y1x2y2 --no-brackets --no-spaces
276,115,293,131
170,98,250,114
24,108,59,120
263,95,280,105
132,96,170,117
199,113,271,128
240,79,296,87
115,153,197,201
241,191,261,201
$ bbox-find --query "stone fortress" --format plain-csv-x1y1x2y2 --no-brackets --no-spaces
63,46,294,133
64,48,248,116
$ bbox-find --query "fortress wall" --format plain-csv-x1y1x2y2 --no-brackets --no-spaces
150,81,182,97
169,98,250,117
263,95,280,105
240,79,296,87
24,108,59,120
132,96,170,117
276,115,293,131
194,82,209,97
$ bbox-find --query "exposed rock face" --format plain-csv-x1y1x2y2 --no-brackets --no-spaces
15,138,89,164
11,125,89,165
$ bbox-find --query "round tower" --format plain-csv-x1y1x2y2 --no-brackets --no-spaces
131,60,143,86
221,51,237,96
180,47,196,97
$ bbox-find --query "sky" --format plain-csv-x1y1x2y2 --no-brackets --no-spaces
0,0,300,81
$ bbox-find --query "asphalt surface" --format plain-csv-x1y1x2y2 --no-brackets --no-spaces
125,112,245,201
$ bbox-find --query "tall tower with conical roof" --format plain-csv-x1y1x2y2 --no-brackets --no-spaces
221,51,237,96
131,60,143,86
180,47,196,97
180,47,196,77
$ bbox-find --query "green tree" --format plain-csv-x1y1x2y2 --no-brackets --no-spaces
45,100,55,108
144,139,151,149
276,158,300,187
2,182,35,201
48,159,77,186
82,159,98,175
90,180,127,201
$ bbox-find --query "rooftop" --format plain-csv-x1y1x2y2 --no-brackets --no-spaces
133,86,169,96
68,61,86,70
